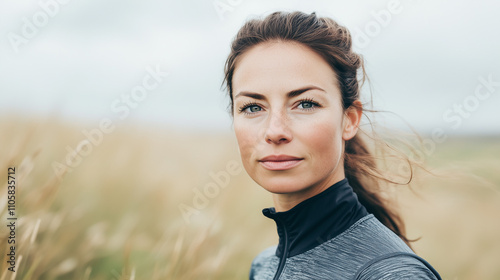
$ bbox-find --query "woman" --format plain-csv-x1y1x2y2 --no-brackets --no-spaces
222,11,442,279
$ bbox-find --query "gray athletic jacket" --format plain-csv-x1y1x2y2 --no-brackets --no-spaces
249,178,441,280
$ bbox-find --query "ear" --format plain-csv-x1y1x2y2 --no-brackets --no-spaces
342,100,362,141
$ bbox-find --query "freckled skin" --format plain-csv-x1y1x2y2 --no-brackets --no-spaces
232,41,362,211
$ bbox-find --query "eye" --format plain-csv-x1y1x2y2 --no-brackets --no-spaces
297,98,319,110
238,102,263,114
248,105,262,112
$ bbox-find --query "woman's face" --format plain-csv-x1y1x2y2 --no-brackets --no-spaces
232,41,360,198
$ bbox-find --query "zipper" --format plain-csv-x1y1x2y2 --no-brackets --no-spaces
273,217,288,280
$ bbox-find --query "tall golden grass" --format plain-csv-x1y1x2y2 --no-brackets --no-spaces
0,116,499,279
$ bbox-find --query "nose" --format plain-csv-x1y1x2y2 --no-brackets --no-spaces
264,111,292,144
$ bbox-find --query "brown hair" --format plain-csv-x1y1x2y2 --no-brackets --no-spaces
222,11,415,247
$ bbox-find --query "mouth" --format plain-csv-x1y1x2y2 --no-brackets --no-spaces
258,155,304,171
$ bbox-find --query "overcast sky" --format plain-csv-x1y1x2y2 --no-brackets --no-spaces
1,0,499,135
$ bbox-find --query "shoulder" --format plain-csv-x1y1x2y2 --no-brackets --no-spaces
251,245,276,266
354,252,441,280
328,214,413,256
339,216,442,279
325,215,440,279
249,246,279,280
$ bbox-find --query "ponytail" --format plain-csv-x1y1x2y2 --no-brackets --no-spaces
345,133,413,247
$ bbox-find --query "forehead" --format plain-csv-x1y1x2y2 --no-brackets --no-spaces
232,41,339,94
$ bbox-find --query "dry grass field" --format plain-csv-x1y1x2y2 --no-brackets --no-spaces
0,117,499,279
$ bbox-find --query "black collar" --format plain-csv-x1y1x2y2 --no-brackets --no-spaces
262,178,368,258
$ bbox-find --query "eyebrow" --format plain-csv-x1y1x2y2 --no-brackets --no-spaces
234,86,326,100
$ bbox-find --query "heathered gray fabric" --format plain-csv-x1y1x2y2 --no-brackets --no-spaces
249,214,439,280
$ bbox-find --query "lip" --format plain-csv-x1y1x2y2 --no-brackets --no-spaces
258,154,304,171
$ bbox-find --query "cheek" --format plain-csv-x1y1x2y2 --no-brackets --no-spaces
303,117,343,162
234,122,257,164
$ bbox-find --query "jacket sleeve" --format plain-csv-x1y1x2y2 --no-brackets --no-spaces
248,252,265,280
249,257,258,280
354,252,441,280
248,246,278,280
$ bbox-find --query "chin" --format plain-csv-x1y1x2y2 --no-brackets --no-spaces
256,175,308,194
